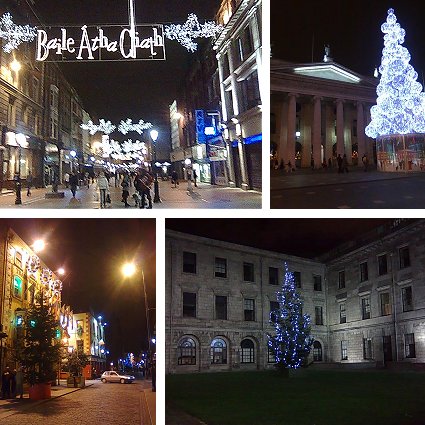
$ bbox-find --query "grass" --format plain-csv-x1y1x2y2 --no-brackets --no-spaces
166,369,425,425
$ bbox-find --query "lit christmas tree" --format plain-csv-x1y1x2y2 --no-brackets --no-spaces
267,263,313,375
366,8,425,138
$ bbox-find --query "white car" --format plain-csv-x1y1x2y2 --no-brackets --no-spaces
101,371,135,384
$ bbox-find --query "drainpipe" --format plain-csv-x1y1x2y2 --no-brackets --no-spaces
390,253,398,362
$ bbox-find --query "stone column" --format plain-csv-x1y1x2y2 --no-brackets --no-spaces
325,103,334,164
336,99,345,155
225,139,236,187
286,93,297,167
312,96,322,168
278,101,288,165
237,137,249,191
356,102,366,166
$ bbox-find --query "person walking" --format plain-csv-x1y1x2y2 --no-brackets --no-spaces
26,171,33,196
1,367,11,399
64,172,70,188
171,170,179,188
14,367,23,399
135,169,153,209
192,169,198,187
121,173,130,208
362,154,369,171
96,171,110,209
342,154,349,173
337,154,343,173
69,171,78,198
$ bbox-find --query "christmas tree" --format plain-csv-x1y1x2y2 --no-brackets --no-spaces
366,8,425,138
267,263,313,374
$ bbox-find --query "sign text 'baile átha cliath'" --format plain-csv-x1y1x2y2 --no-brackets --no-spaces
0,0,222,61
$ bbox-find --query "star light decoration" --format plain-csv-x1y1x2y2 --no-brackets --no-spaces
103,138,148,161
365,8,425,138
0,12,37,53
164,13,222,52
81,119,116,135
118,119,153,135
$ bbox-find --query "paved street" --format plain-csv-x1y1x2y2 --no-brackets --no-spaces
270,166,425,209
0,379,155,424
0,179,261,209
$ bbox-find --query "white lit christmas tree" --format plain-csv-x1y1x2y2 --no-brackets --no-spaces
267,263,313,373
365,8,425,138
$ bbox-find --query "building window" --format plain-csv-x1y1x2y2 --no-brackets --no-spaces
340,303,346,324
341,340,348,360
313,275,322,291
293,271,301,288
405,333,416,358
215,257,227,278
224,87,234,118
399,246,410,269
215,295,227,320
239,70,261,112
182,292,196,318
243,262,254,282
361,297,371,319
177,337,196,365
244,298,255,321
33,77,39,103
8,100,16,127
380,292,392,316
269,301,279,323
269,267,279,285
363,338,373,360
360,261,368,282
267,346,276,363
222,52,230,78
377,254,388,276
50,116,58,139
182,251,196,273
313,341,323,361
13,276,22,298
241,339,255,363
338,270,345,289
402,286,413,312
210,338,227,364
315,306,323,325
15,250,23,268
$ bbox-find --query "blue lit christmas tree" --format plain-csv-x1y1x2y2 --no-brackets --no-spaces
267,263,313,375
366,8,425,138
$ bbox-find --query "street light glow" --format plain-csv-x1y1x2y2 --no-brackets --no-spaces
57,267,65,275
122,262,136,277
33,239,45,252
10,58,21,72
150,129,158,142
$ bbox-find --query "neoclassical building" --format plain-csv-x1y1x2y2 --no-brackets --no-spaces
166,219,425,373
271,55,378,169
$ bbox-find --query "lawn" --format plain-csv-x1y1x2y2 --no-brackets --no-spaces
166,369,425,425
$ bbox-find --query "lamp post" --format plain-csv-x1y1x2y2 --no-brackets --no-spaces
149,129,161,203
14,133,27,205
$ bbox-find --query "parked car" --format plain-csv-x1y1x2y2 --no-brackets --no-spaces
101,371,135,384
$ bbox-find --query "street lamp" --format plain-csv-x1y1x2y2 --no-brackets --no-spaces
149,129,161,203
14,133,28,205
70,150,77,173
32,239,45,253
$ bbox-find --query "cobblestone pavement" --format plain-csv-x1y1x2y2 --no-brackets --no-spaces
1,379,153,425
0,179,261,209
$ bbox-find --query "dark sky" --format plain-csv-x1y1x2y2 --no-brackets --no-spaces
29,0,222,156
166,218,395,259
271,0,425,81
2,218,156,361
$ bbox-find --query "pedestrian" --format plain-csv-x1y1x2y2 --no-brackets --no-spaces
26,171,33,196
1,367,11,399
64,172,70,188
342,154,349,173
85,171,90,188
69,171,78,198
286,160,293,173
14,367,23,399
362,154,369,171
171,170,179,188
137,169,154,209
10,369,16,398
337,154,343,173
328,157,332,169
121,173,130,208
96,171,110,209
192,169,198,187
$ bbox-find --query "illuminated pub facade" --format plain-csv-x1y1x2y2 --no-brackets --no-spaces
166,219,425,373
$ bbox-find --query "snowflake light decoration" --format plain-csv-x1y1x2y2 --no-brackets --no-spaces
165,13,222,52
365,8,425,138
81,119,116,135
118,119,153,135
0,13,37,53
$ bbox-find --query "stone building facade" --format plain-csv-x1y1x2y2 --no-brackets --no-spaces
166,219,425,373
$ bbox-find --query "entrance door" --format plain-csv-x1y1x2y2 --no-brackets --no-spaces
383,335,393,362
313,341,322,361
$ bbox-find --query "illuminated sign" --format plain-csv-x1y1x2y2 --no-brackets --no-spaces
36,25,165,62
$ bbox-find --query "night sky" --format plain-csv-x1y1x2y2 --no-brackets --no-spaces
30,0,222,157
2,218,156,361
166,218,395,259
271,0,425,80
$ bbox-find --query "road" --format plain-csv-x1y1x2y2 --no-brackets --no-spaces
2,379,151,425
270,167,425,209
0,180,261,209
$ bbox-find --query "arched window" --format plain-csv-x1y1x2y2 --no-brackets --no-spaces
177,337,196,365
313,340,322,362
210,338,227,364
241,339,255,363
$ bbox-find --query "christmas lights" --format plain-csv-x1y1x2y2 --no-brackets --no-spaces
0,12,37,53
366,8,425,137
26,255,40,275
80,119,116,135
267,262,313,370
164,13,222,52
118,119,153,135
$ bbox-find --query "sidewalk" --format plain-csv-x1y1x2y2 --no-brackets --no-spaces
140,388,156,425
0,379,96,420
